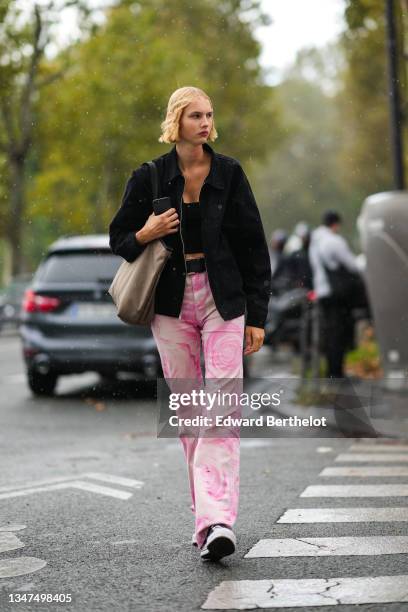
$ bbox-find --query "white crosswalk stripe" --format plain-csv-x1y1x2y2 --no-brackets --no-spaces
278,507,408,522
201,576,408,609
245,535,408,558
201,442,408,609
300,484,408,497
320,465,408,476
335,453,408,462
349,444,408,452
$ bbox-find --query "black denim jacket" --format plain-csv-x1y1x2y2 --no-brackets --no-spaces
109,143,272,328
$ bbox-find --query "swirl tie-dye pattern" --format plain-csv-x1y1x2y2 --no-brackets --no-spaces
150,270,245,549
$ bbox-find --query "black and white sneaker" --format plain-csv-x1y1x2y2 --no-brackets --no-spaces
200,524,236,561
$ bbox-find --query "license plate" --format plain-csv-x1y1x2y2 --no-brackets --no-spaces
71,303,116,319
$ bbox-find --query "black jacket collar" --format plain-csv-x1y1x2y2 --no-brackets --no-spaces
163,142,224,190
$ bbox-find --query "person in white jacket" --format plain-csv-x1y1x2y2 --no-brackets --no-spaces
309,210,360,377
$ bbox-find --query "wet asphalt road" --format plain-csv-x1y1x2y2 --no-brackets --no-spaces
0,330,407,612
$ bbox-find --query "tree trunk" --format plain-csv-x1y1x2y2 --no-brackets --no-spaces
7,156,26,276
1,239,12,286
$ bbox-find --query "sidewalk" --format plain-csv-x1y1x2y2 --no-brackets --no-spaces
245,347,408,439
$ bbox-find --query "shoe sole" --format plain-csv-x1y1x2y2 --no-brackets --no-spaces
200,535,236,561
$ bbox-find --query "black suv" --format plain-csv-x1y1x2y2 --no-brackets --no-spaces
20,235,162,396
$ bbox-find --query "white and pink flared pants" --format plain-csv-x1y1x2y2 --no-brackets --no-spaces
150,270,245,549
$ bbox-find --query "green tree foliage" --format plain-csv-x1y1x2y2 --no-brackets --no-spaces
251,46,356,242
338,0,405,195
29,0,281,246
253,0,407,246
0,0,94,275
0,0,45,273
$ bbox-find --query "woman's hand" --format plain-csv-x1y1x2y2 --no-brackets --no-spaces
243,326,265,355
136,209,180,243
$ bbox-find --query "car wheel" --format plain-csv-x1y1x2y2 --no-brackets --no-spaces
27,369,58,396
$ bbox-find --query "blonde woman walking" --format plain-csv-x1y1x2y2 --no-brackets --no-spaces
109,86,271,561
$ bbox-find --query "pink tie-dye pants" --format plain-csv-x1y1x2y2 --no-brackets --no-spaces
150,270,245,549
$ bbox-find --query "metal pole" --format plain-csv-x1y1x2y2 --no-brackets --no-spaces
300,297,310,381
310,300,320,394
386,0,405,189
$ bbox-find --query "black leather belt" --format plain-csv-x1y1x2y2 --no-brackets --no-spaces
186,257,206,274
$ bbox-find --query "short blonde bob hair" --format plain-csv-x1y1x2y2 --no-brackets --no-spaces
159,86,218,144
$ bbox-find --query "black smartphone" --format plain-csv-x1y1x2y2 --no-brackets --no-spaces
153,197,173,215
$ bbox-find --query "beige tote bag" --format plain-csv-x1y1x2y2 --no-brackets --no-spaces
108,160,173,326
108,237,172,326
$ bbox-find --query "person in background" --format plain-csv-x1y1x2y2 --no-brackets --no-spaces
285,222,313,290
285,221,308,254
268,229,288,277
309,210,360,378
270,224,313,294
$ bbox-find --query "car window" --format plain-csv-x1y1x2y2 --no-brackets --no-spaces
35,252,122,283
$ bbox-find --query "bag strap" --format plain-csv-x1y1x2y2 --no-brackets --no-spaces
146,161,159,200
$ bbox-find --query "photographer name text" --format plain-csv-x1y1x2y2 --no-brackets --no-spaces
167,415,327,428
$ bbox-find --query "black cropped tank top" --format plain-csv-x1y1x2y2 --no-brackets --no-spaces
181,200,203,254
